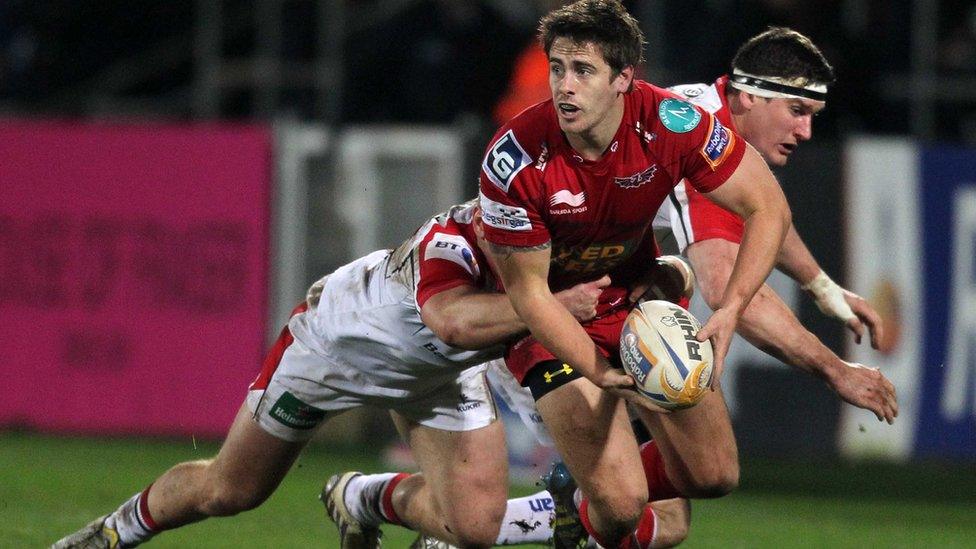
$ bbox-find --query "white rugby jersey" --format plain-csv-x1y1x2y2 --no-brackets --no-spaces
654,76,746,252
288,200,504,397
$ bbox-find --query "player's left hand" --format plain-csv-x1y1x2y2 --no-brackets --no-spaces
804,272,883,350
830,361,898,424
627,255,695,304
695,306,738,390
840,289,884,350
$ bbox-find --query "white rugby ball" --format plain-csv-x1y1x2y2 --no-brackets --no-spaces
619,300,713,410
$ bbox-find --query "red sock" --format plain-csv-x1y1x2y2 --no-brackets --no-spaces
640,440,682,501
579,498,657,548
378,473,410,525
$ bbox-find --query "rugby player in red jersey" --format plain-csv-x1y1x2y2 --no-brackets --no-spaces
412,27,897,549
478,1,790,547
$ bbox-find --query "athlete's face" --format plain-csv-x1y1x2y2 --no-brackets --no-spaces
736,95,825,166
548,38,632,141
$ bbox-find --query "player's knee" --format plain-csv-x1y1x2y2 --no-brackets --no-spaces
587,490,646,539
682,461,739,498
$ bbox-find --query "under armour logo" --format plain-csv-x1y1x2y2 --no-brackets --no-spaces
543,363,575,383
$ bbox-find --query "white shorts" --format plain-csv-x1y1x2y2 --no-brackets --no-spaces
246,309,498,442
487,359,553,447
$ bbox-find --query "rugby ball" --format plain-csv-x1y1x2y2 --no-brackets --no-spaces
619,300,713,410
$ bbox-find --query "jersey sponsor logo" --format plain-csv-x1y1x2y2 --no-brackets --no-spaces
548,189,588,215
681,86,704,98
425,233,480,276
480,192,532,232
483,130,531,192
269,391,326,430
658,98,702,133
535,142,550,171
700,116,736,169
614,164,658,189
551,239,638,274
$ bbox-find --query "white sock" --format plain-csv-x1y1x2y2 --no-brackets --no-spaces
495,490,554,545
344,472,402,526
104,489,157,547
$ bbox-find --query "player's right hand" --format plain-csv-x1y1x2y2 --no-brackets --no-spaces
696,305,738,390
831,361,898,424
554,275,611,322
597,368,672,413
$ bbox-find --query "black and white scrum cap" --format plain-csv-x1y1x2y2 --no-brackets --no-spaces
729,69,827,101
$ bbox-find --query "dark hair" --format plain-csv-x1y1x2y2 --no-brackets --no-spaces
732,27,835,86
538,0,646,76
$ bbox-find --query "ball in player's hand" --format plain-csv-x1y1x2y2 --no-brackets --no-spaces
619,300,713,410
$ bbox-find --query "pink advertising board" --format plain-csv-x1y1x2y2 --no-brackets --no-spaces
0,121,271,438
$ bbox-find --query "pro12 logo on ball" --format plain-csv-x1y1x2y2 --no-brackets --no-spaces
620,300,713,410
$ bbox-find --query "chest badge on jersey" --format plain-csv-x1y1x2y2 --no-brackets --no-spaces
614,164,658,189
548,190,587,215
658,98,702,133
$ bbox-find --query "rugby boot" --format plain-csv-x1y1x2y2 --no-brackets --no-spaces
408,534,459,549
321,472,383,549
542,462,588,549
51,515,120,549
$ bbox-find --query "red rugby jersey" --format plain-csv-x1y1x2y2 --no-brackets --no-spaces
478,79,745,291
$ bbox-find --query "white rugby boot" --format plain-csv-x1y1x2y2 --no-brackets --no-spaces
321,472,383,549
51,515,120,549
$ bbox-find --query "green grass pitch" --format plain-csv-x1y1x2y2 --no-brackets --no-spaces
6,431,975,548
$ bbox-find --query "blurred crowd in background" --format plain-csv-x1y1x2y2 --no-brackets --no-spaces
2,0,976,144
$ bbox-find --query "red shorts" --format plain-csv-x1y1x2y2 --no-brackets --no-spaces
505,307,629,383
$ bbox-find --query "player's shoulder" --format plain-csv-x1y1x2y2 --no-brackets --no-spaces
630,80,707,127
668,81,723,114
629,81,709,137
492,100,554,152
417,201,481,276
482,101,553,194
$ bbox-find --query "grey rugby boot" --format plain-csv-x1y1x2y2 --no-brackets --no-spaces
321,472,383,548
51,515,120,549
542,462,588,549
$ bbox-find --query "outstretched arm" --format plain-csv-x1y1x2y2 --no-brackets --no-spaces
420,276,610,350
697,144,792,385
776,225,884,349
688,237,897,423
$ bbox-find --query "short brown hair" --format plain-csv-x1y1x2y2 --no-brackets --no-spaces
732,27,835,86
538,0,646,76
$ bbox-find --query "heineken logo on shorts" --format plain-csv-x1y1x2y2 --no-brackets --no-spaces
658,98,701,133
269,391,325,430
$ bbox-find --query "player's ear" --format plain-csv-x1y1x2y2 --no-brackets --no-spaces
614,65,635,92
738,91,758,110
473,208,485,239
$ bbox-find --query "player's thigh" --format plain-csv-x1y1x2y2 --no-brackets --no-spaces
207,403,308,499
634,385,738,491
536,377,648,512
394,413,508,524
